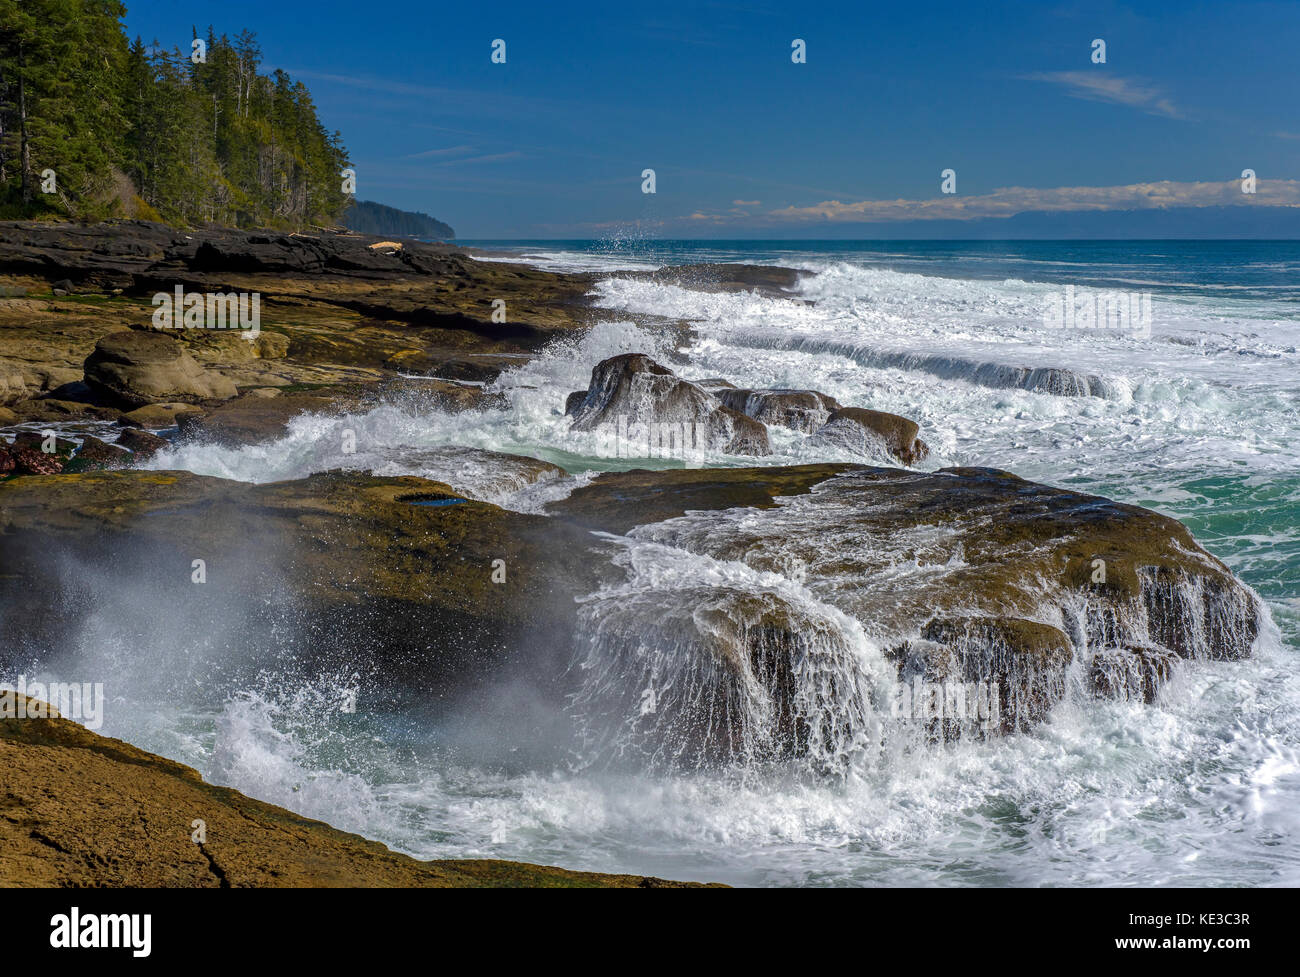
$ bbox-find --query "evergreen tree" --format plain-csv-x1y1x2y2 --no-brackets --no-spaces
0,1,352,228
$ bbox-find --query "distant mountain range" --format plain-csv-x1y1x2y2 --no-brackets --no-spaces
344,200,455,240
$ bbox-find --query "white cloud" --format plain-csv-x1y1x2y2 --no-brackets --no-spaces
699,178,1300,224
1022,71,1183,118
404,145,474,159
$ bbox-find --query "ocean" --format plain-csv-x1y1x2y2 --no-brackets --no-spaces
100,239,1300,886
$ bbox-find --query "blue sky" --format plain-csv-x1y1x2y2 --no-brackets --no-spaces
123,0,1300,237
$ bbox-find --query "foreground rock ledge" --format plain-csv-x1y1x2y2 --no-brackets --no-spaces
0,695,716,889
0,465,1263,768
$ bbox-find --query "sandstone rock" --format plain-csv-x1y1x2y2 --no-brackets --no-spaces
567,353,771,457
812,406,929,464
0,406,14,425
915,616,1074,734
119,402,206,429
176,389,357,446
0,362,32,404
0,470,615,709
0,695,712,888
84,330,238,408
550,464,1261,764
114,427,169,457
716,387,841,433
7,396,121,423
253,331,290,359
0,462,1265,770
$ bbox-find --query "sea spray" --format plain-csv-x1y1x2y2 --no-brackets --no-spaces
568,535,893,774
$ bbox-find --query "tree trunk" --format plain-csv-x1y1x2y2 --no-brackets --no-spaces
18,39,30,205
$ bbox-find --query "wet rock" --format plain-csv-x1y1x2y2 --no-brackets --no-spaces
69,435,132,470
114,427,169,457
0,694,713,888
549,464,854,534
175,388,363,446
615,263,804,298
0,470,614,710
0,457,1262,772
380,376,506,415
390,445,567,505
551,464,1261,763
567,353,771,456
916,616,1073,734
694,378,737,392
812,406,929,464
1089,644,1180,703
7,446,63,475
11,430,76,456
84,330,238,408
716,388,841,433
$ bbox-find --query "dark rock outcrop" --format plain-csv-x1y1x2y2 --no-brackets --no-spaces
0,470,615,708
566,353,771,457
69,434,132,470
811,406,930,465
715,387,841,433
0,454,1260,774
1089,644,1180,703
114,427,169,457
550,464,1261,765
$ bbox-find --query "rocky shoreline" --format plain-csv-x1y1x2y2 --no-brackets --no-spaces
0,221,1266,885
0,692,714,888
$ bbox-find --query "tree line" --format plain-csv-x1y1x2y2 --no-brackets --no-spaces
344,200,455,240
0,0,351,228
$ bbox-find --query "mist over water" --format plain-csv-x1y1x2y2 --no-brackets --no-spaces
33,240,1300,886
